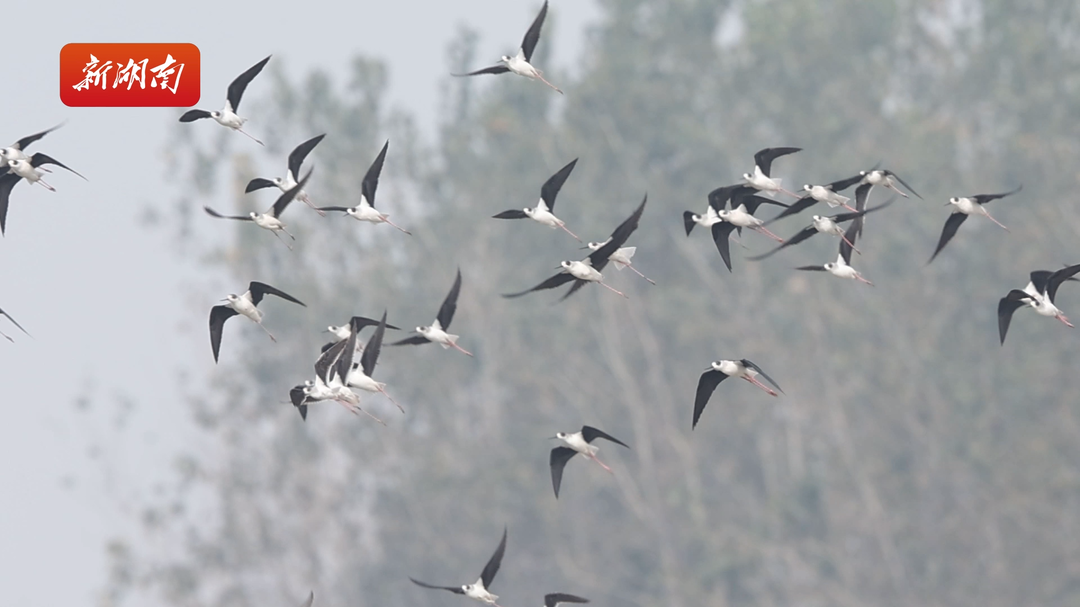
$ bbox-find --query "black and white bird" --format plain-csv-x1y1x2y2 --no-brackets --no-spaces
707,186,788,271
542,594,589,607
0,306,30,342
750,201,892,261
390,268,473,356
410,527,509,607
582,237,655,285
693,359,783,429
204,168,312,249
209,281,306,362
854,168,921,224
316,141,410,234
179,55,270,145
998,264,1080,344
289,377,335,421
503,195,646,300
321,315,399,353
771,173,863,221
795,218,873,285
246,134,326,215
0,122,65,166
493,158,580,241
0,153,86,235
320,311,403,415
453,1,562,94
683,184,741,236
549,425,630,498
742,147,801,199
928,185,1021,264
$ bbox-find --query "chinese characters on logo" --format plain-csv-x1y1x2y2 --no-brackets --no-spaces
61,43,200,107
73,53,184,93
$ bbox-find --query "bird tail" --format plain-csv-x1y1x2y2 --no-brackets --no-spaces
440,333,460,349
614,247,635,269
828,193,851,207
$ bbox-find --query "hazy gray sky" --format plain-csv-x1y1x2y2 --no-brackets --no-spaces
0,1,597,604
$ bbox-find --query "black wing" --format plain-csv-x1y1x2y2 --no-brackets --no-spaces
493,209,529,219
580,425,629,448
733,191,789,216
927,213,968,264
710,222,738,271
829,199,893,224
479,527,508,589
682,211,697,236
502,272,576,298
351,315,399,332
854,183,872,213
520,0,549,61
706,184,743,212
826,173,864,192
203,206,253,221
227,55,271,112
693,369,728,429
13,122,64,151
316,340,347,384
545,594,589,607
209,305,239,363
539,157,577,212
550,447,577,499
248,281,305,307
409,578,465,595
746,225,816,261
452,65,511,77
754,147,801,177
389,335,430,346
840,219,859,265
740,359,783,393
287,134,325,180
270,167,313,218
316,206,352,213
588,194,647,271
245,177,277,193
29,153,87,180
437,268,462,329
362,140,389,207
971,184,1022,205
0,307,30,337
884,169,921,199
289,385,307,408
360,311,388,378
0,172,22,235
768,195,816,223
179,109,212,122
1047,263,1080,302
998,290,1032,345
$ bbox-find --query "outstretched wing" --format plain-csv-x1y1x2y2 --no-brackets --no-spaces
971,184,1022,205
479,527,508,589
287,134,326,180
1047,264,1080,302
539,158,578,213
580,425,629,448
710,222,738,271
0,172,22,235
270,167,313,218
437,268,463,330
520,0,549,61
502,272,576,298
544,594,590,607
998,290,1033,345
493,209,529,219
179,109,212,122
0,307,30,337
746,225,816,261
409,578,465,595
452,65,510,77
227,55,271,113
13,122,65,151
693,369,728,429
588,194,647,272
245,177,277,193
826,173,864,192
550,447,577,499
885,169,921,199
203,206,252,221
362,140,389,207
753,147,801,177
768,195,817,223
29,153,87,180
316,340,347,384
209,305,239,363
682,211,698,236
927,213,968,265
248,281,305,307
360,311,388,378
740,359,783,393
389,335,430,346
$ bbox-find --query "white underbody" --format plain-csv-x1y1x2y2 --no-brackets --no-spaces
566,260,602,282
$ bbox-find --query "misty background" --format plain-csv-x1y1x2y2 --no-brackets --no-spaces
2,1,1080,606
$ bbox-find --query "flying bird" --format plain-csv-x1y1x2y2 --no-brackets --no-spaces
542,595,589,607
493,158,580,241
179,55,271,145
684,184,742,236
749,201,893,261
0,122,66,166
319,311,403,416
390,268,473,356
246,134,326,215
209,281,306,362
503,195,647,300
453,1,562,94
0,153,86,235
410,527,509,607
998,264,1080,344
316,140,410,234
928,185,1021,264
742,147,802,199
0,306,30,342
204,168,312,249
693,359,783,429
795,218,873,285
321,315,399,353
771,173,864,221
708,186,789,271
549,425,630,498
582,238,655,285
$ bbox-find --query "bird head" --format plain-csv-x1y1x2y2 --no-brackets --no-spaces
325,325,338,333
717,209,732,220
823,262,836,271
947,197,959,206
559,261,573,271
553,432,568,440
272,177,284,187
248,211,260,220
500,55,512,63
416,325,429,334
582,241,601,251
859,170,869,177
803,184,813,192
742,172,753,181
210,111,221,118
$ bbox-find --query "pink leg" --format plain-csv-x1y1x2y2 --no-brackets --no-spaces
840,233,862,254
1057,314,1074,328
236,127,264,146
841,202,858,212
743,376,778,397
300,193,327,217
450,341,474,357
381,216,412,235
36,179,56,192
855,274,875,286
754,226,785,243
598,281,628,298
379,387,405,413
535,72,563,94
627,264,656,285
590,454,614,474
0,329,12,342
271,230,294,251
258,323,277,343
780,187,803,199
558,222,581,242
983,211,1009,232
887,184,909,198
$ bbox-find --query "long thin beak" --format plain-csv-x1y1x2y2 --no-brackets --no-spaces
943,201,952,206
548,436,559,440
579,245,590,250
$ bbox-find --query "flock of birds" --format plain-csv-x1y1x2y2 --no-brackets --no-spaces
2,1,1076,605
